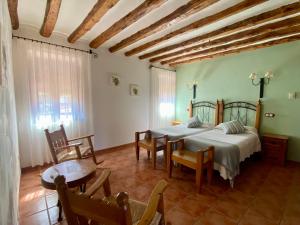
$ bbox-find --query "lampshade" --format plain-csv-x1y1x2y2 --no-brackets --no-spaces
265,71,273,79
249,73,257,80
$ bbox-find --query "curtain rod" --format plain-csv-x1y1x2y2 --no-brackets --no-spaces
12,35,98,57
149,65,176,72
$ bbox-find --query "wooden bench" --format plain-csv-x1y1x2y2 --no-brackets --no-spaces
167,139,214,193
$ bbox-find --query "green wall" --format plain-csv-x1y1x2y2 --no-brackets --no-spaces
176,40,300,162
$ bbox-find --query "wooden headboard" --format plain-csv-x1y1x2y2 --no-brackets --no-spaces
218,100,261,130
188,100,220,126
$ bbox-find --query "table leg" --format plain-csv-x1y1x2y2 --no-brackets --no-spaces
57,199,63,221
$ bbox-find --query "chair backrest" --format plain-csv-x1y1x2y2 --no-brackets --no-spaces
54,175,168,225
55,175,133,225
44,125,68,164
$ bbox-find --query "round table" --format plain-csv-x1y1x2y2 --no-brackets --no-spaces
41,159,96,221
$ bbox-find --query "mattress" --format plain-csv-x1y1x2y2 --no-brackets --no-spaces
151,124,212,140
184,127,261,180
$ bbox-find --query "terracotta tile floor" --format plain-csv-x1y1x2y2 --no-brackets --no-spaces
19,145,300,225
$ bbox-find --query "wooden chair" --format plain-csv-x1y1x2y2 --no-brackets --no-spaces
167,139,214,193
45,124,101,165
54,170,168,225
135,130,168,169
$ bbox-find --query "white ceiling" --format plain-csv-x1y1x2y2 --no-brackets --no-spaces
17,0,298,58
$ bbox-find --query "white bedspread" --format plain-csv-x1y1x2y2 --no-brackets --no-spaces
151,124,212,140
185,127,261,180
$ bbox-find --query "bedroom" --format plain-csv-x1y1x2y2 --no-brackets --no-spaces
0,0,300,225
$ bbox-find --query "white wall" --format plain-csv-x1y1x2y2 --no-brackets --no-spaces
91,49,150,150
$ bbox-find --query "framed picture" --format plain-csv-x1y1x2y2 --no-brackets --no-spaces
130,84,139,96
110,74,120,87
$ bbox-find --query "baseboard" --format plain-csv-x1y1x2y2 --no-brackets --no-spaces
95,142,134,155
21,142,135,173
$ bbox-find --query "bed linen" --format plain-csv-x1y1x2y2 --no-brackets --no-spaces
183,127,261,180
151,124,212,141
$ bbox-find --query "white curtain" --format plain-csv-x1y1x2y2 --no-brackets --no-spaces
150,67,176,129
0,1,20,224
13,38,94,168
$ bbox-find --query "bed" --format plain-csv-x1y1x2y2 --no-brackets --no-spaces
183,100,262,187
150,100,220,140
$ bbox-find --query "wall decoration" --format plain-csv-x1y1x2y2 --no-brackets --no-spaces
130,84,139,96
110,74,120,87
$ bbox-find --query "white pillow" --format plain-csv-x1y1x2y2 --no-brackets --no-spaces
220,120,245,134
187,116,202,128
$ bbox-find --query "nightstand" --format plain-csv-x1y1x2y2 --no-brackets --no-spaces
171,120,181,126
262,133,288,166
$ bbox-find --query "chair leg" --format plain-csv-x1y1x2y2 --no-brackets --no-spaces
163,149,167,168
167,159,173,178
136,145,140,161
196,167,203,193
152,148,156,169
207,162,213,185
147,150,150,159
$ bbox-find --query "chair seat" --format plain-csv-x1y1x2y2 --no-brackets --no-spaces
102,197,161,225
57,146,91,162
172,150,208,168
139,139,166,150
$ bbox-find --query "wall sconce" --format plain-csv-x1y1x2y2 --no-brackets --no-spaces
187,80,198,99
249,71,273,98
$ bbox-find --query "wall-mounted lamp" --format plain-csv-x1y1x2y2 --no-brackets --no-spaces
187,80,198,99
249,71,274,98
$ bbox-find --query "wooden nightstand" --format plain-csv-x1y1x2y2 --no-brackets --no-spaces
171,120,181,126
262,133,288,166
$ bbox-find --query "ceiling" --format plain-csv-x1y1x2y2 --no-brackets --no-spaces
16,0,299,61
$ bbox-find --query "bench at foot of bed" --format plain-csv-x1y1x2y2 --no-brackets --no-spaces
167,139,214,193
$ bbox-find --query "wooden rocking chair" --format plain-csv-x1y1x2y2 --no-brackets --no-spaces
54,170,168,225
45,124,101,165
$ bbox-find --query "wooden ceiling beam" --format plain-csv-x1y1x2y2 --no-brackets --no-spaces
68,0,119,43
89,0,167,48
108,0,219,52
150,16,300,63
40,0,62,37
168,27,300,66
7,0,19,30
169,34,300,67
140,1,300,60
125,0,267,56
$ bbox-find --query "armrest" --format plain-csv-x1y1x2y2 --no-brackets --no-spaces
138,180,168,225
54,142,82,151
135,130,150,136
68,134,94,142
195,146,214,162
83,169,111,197
152,135,168,140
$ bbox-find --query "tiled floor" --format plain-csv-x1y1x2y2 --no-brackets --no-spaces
19,145,300,225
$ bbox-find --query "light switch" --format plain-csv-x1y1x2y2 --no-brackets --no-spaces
288,92,296,100
265,113,275,118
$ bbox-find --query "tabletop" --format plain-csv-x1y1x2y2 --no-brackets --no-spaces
41,159,97,190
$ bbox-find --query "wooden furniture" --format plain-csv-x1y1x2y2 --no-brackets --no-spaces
45,124,100,165
135,130,168,169
262,133,288,166
41,159,97,221
171,120,181,126
188,100,220,125
218,100,261,130
167,139,214,193
54,172,168,225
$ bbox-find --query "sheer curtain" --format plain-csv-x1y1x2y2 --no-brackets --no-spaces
150,67,176,129
0,1,20,224
13,38,94,168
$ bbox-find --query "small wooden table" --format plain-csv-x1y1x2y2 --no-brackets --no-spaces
41,159,96,221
